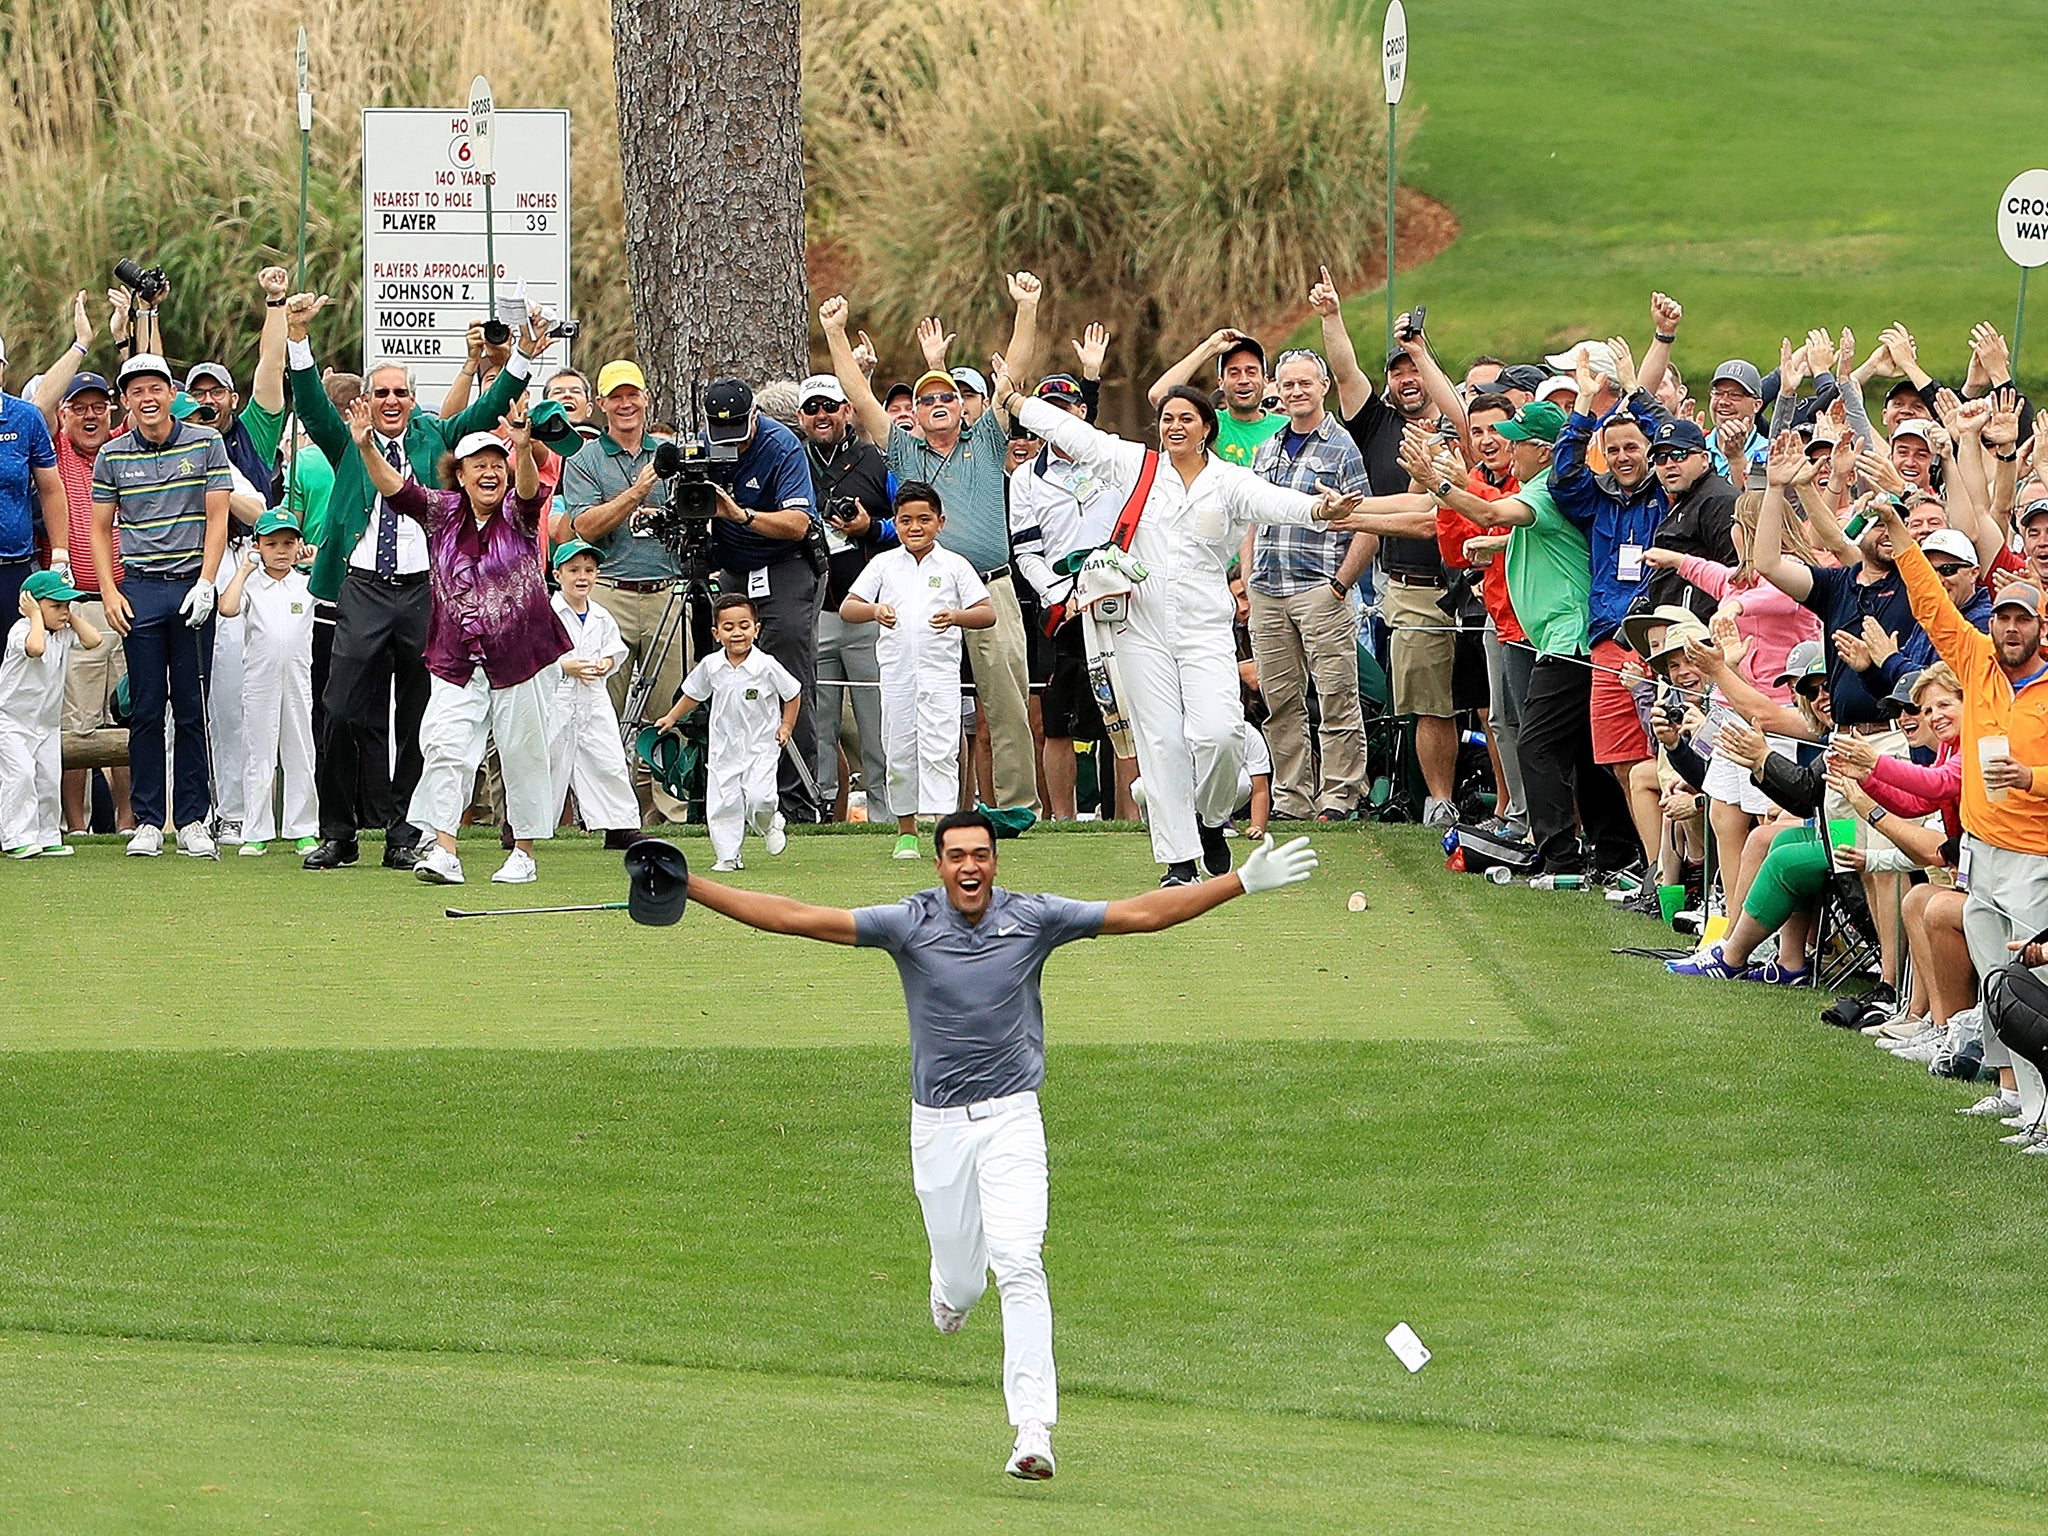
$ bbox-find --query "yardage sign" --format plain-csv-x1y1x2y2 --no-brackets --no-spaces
1382,0,1408,107
1997,168,2048,269
360,107,572,397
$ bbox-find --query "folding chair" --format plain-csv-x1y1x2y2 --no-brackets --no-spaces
1810,816,1884,990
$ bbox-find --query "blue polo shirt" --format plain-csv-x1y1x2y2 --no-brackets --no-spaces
712,414,820,571
1550,398,1668,643
1798,561,1919,726
0,392,57,561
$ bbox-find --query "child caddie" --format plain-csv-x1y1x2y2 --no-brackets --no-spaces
547,538,641,847
656,592,801,871
840,481,995,859
2,568,103,857
217,509,318,855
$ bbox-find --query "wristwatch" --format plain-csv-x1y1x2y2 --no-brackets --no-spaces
743,508,755,526
1435,477,1456,499
1329,578,1351,598
1866,805,1888,827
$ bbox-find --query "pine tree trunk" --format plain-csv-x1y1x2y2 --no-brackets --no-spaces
611,0,807,424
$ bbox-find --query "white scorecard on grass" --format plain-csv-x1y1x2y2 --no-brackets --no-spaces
1386,1322,1431,1373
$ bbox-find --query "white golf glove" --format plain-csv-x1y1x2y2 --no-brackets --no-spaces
1237,834,1317,896
49,549,70,579
179,579,216,628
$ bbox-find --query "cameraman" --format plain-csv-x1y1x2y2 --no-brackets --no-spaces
798,373,896,818
703,377,826,824
559,360,684,825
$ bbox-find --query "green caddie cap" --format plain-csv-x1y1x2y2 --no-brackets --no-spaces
551,538,601,570
252,509,303,538
23,568,84,604
1493,400,1566,443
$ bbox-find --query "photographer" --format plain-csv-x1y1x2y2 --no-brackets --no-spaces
799,373,896,819
559,359,683,825
703,377,827,824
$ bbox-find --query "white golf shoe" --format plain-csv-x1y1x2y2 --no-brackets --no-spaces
712,858,743,872
765,813,788,856
1005,1419,1055,1480
175,822,216,859
127,825,163,857
414,845,465,885
492,848,538,884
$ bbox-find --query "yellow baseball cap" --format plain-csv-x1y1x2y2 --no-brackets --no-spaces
596,360,648,397
912,369,957,398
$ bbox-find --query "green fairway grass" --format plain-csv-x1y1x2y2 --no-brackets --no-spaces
3,825,2045,1529
1317,1,2048,392
1,828,1520,1048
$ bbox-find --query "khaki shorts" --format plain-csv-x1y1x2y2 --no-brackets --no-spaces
1383,578,1455,719
61,599,127,733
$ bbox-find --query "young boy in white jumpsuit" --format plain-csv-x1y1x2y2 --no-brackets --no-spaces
658,592,801,871
841,483,995,860
1,569,103,857
216,509,318,855
1006,385,1347,885
546,539,641,844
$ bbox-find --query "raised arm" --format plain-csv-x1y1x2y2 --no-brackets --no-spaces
1752,438,1815,602
1396,330,1469,464
1637,292,1682,399
686,874,858,944
345,397,405,498
998,272,1041,402
1309,267,1374,421
820,296,892,446
1147,327,1240,411
35,291,95,432
251,267,291,415
284,292,349,467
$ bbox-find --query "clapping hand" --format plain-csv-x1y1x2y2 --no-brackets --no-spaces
1717,717,1770,773
1855,449,1909,498
343,395,374,445
1605,335,1638,392
1832,626,1875,672
1071,323,1110,380
1827,730,1880,781
1972,322,2012,382
70,289,94,349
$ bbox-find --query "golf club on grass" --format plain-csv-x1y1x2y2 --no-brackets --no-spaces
444,901,627,919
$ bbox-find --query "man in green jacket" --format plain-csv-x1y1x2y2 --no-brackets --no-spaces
283,291,554,871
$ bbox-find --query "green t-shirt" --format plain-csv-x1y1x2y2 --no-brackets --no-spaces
1502,470,1591,659
1214,410,1286,468
241,399,336,546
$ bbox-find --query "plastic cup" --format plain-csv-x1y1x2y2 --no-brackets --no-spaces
1981,734,2011,802
1657,883,1685,924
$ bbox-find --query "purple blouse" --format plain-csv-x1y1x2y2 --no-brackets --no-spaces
390,479,570,688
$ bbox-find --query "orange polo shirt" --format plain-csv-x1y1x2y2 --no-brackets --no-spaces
1898,538,2048,854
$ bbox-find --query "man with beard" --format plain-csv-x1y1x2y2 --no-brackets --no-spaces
1147,329,1283,468
1311,268,1471,826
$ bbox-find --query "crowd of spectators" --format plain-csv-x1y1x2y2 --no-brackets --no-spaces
7,258,2048,1144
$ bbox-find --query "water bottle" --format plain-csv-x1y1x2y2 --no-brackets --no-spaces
1485,865,1513,885
1528,874,1583,891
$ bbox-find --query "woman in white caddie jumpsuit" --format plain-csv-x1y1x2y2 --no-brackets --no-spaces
1009,384,1346,882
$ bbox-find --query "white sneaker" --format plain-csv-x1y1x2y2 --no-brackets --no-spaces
1958,1093,2019,1117
492,848,538,884
176,823,216,859
2000,1123,2048,1146
765,813,788,856
1893,1036,1944,1065
712,858,743,872
127,824,163,857
214,819,244,846
414,845,465,885
1005,1419,1055,1481
930,1289,968,1336
2001,1111,2033,1128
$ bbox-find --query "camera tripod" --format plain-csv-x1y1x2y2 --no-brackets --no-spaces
617,571,713,749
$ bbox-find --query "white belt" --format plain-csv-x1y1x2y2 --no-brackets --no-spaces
911,1089,1038,1124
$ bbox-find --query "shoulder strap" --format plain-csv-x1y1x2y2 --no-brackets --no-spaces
1111,449,1158,552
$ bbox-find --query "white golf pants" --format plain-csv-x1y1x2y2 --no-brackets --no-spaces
208,599,247,823
408,667,557,842
0,728,60,851
910,1090,1056,1427
1118,631,1245,866
240,651,318,843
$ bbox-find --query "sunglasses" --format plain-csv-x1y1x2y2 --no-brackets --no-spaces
799,399,840,415
1894,703,1923,716
916,390,959,407
1795,679,1829,700
371,386,412,399
1648,447,1695,464
1930,562,1971,577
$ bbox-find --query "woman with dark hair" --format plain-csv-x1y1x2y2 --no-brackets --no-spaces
995,372,1354,884
349,394,570,887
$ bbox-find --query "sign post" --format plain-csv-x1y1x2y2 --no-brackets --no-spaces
294,26,311,288
1997,168,2048,378
360,104,571,398
468,76,503,344
1381,0,1408,352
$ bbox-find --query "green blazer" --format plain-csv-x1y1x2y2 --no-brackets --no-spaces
292,360,529,602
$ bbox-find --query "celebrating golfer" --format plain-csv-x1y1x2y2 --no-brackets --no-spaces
683,809,1318,1480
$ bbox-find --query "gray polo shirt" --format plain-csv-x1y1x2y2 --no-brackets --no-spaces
886,410,1012,576
559,430,679,583
854,885,1106,1108
90,422,232,579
